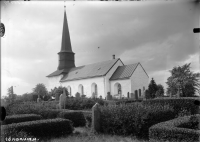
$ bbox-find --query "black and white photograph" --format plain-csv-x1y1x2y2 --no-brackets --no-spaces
1,1,200,142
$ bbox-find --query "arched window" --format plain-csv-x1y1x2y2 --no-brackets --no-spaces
67,86,71,96
114,83,122,99
78,84,84,95
91,83,98,98
139,89,141,97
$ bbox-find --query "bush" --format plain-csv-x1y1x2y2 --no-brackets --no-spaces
38,109,61,119
5,101,58,116
100,103,176,138
58,111,86,127
65,97,106,110
2,118,74,140
142,97,200,115
149,114,200,142
82,111,92,127
3,114,42,125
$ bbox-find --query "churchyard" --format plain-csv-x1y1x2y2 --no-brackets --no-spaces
1,96,200,142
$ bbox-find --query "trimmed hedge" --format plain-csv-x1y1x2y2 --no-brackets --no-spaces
149,114,200,142
2,118,74,139
65,97,106,110
58,111,86,127
100,103,176,138
2,114,42,125
5,101,58,116
142,98,200,115
38,109,62,119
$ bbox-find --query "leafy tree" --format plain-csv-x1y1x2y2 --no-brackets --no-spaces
32,83,48,99
166,63,200,97
155,84,165,98
4,86,17,103
147,78,158,99
49,86,69,101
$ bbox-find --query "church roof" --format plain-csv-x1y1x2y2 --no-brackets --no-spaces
110,63,139,80
46,69,70,77
60,58,122,82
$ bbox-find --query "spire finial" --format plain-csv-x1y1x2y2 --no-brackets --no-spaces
64,1,66,11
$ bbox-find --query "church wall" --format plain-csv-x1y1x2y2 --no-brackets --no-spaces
105,59,124,96
110,79,131,98
47,75,63,91
130,64,149,98
61,77,105,98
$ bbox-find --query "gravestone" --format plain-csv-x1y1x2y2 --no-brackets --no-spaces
55,93,60,101
131,93,134,99
75,92,80,98
59,89,67,109
106,92,112,100
91,103,101,133
135,93,138,100
37,97,41,103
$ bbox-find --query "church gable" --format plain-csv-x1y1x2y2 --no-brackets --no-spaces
110,63,139,80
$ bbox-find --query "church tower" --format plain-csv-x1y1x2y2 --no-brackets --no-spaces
57,6,75,70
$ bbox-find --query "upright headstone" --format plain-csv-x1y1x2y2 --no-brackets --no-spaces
106,92,112,100
59,89,67,109
91,103,101,133
75,92,80,98
135,93,138,100
37,97,41,103
55,93,60,101
131,93,134,99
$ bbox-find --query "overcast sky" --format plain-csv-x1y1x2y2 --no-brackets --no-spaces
1,1,199,98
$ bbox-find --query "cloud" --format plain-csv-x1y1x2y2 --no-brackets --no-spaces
1,1,199,96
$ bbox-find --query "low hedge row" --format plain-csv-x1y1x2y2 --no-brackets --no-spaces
2,114,42,125
2,118,74,139
5,101,91,127
142,98,200,115
149,114,200,142
100,103,177,138
65,97,106,110
58,111,86,127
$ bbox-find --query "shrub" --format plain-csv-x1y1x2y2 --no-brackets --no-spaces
38,109,61,119
142,97,200,115
5,101,58,116
2,114,42,125
58,111,86,127
2,118,74,139
82,111,92,127
100,103,176,138
149,114,200,142
65,97,106,110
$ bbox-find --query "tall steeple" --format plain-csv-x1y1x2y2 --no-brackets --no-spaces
57,5,75,70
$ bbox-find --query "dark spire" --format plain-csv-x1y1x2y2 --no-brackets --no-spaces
60,6,73,52
57,6,75,70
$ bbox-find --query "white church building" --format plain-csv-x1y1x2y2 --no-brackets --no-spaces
47,8,149,99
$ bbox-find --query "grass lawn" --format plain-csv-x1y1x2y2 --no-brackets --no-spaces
42,127,148,142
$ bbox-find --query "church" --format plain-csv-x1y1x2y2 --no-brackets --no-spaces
47,8,149,99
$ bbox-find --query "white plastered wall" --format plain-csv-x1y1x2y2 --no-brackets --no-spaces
47,75,63,91
61,77,105,98
130,64,149,98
